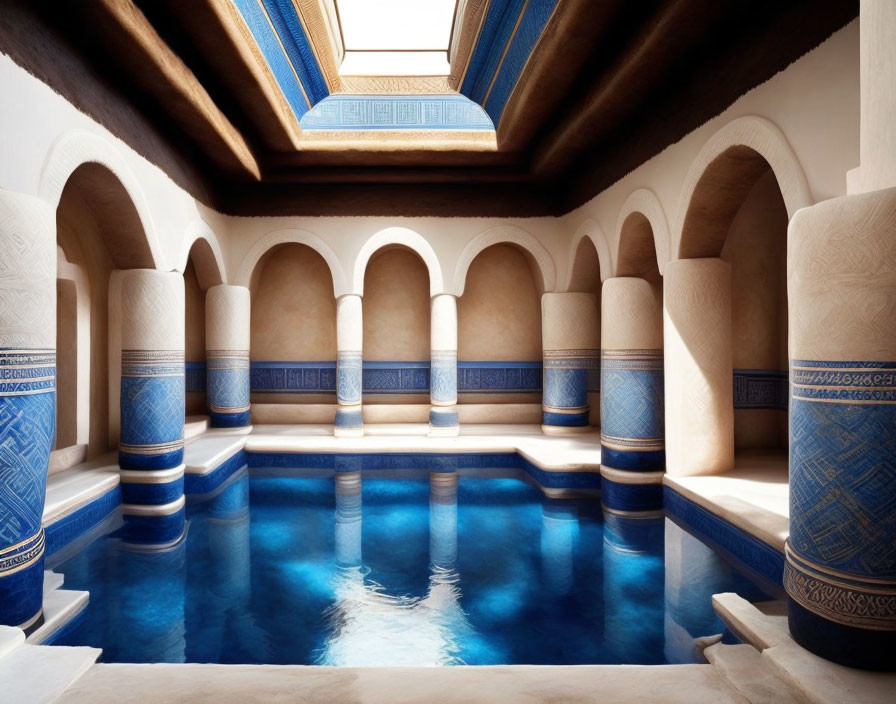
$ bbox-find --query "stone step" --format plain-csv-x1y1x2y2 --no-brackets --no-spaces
0,626,25,659
0,642,100,704
706,642,809,704
184,415,210,442
44,570,64,591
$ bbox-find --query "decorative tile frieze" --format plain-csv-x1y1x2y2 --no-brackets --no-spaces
733,368,788,409
457,361,542,393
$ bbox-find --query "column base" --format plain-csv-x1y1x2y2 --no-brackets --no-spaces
429,407,459,437
209,409,251,428
541,424,592,436
334,407,363,437
600,466,664,514
788,598,896,671
119,465,185,505
121,496,186,547
601,446,665,472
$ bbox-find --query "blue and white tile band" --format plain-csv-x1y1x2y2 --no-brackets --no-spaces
786,360,896,638
119,350,185,470
336,351,362,405
600,349,665,472
205,285,251,427
542,350,599,428
207,351,250,427
430,351,458,405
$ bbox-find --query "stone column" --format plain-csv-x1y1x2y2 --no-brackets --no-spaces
429,294,459,436
335,294,363,436
541,293,600,435
205,285,251,428
0,190,55,630
119,269,185,546
785,189,896,670
663,259,733,476
600,278,665,513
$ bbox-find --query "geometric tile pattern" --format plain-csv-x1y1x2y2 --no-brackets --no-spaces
430,352,457,405
336,353,361,405
600,349,664,452
788,359,896,630
251,361,337,394
185,362,207,393
542,350,598,427
0,348,55,626
461,0,560,125
362,362,430,395
733,369,788,410
457,361,542,393
301,95,494,131
207,350,250,416
119,350,185,470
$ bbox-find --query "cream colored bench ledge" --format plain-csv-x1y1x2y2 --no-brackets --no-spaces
43,453,120,526
663,450,790,552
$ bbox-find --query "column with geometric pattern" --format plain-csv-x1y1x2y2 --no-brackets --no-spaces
205,285,250,428
119,269,185,546
785,189,896,670
541,293,600,435
600,277,664,513
663,258,733,477
334,294,364,436
0,189,55,630
429,294,458,436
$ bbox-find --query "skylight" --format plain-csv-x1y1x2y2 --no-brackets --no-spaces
336,0,457,76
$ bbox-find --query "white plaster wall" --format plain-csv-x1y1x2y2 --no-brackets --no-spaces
557,20,859,278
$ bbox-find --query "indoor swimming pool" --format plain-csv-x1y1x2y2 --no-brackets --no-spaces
52,467,769,666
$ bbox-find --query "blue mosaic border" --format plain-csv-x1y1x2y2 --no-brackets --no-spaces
301,95,494,131
231,0,326,120
457,361,542,393
461,0,560,126
363,362,430,395
251,361,336,394
664,486,785,590
602,477,663,513
733,369,788,410
44,486,122,557
184,450,249,497
246,451,599,491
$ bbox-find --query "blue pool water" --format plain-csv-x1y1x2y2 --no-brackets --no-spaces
54,467,768,665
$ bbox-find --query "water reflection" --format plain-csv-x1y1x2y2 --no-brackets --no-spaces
317,471,471,666
603,513,665,663
540,500,578,596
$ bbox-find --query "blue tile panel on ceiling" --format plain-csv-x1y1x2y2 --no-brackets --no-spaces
300,95,495,130
461,0,560,126
230,0,328,118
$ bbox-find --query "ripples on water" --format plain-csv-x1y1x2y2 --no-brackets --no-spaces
54,467,769,665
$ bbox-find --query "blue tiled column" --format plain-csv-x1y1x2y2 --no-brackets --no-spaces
0,190,55,630
205,285,251,428
335,294,364,436
600,278,665,513
785,190,896,671
429,294,459,436
118,269,185,546
541,293,600,435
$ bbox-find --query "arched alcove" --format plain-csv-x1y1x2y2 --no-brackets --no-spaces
362,246,431,406
680,148,789,451
617,213,662,285
457,244,542,409
183,257,207,417
565,237,603,425
53,162,154,471
249,243,338,414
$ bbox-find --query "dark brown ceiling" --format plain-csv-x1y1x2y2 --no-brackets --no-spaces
0,0,857,217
